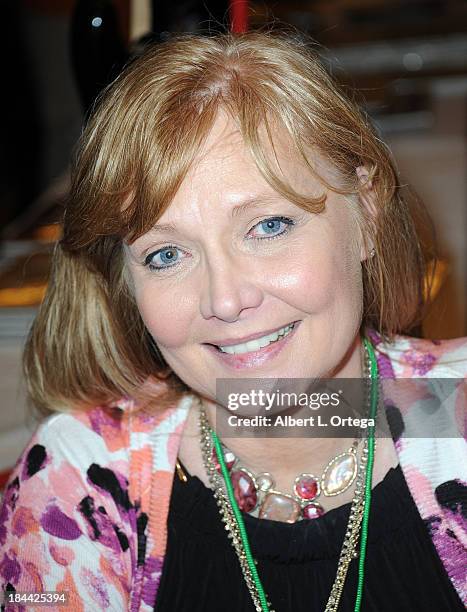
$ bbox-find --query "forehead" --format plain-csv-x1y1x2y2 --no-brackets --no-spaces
120,109,353,249
164,111,335,215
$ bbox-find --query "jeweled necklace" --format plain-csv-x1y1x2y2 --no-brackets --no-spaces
202,352,370,522
205,437,362,522
198,337,379,612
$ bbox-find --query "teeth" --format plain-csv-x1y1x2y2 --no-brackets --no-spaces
218,323,294,355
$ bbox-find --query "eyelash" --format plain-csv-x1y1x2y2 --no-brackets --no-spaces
143,216,296,273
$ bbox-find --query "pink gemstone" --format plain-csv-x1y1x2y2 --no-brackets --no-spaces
302,503,324,520
231,470,257,512
211,447,236,473
294,475,319,500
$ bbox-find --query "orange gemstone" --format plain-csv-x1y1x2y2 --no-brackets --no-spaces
259,493,301,523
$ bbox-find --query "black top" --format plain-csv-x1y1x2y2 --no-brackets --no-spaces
154,462,464,612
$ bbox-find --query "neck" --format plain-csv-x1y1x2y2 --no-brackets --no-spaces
200,332,366,484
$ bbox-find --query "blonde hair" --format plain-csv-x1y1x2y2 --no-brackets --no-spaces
24,30,434,415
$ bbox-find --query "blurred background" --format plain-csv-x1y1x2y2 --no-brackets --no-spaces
1,0,466,487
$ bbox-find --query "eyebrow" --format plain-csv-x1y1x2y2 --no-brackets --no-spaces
148,196,284,236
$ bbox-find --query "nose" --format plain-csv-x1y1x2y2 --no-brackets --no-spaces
199,253,263,322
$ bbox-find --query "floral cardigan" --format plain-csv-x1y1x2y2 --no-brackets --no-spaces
0,331,466,611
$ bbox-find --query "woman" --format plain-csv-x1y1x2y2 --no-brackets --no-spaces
0,32,466,612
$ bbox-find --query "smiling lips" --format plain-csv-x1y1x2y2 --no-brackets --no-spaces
207,320,298,347
204,321,300,369
216,322,296,354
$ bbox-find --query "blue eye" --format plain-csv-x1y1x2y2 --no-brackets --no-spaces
249,216,294,240
144,245,181,271
143,216,295,273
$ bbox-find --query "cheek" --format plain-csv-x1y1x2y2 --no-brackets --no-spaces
276,235,362,313
270,243,348,311
133,281,196,349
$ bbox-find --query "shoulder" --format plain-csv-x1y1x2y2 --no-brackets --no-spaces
0,404,133,541
0,405,137,608
375,333,467,377
23,404,130,473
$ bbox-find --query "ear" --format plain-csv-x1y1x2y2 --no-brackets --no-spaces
356,166,377,262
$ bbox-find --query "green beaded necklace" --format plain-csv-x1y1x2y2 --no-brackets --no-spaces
209,337,379,612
